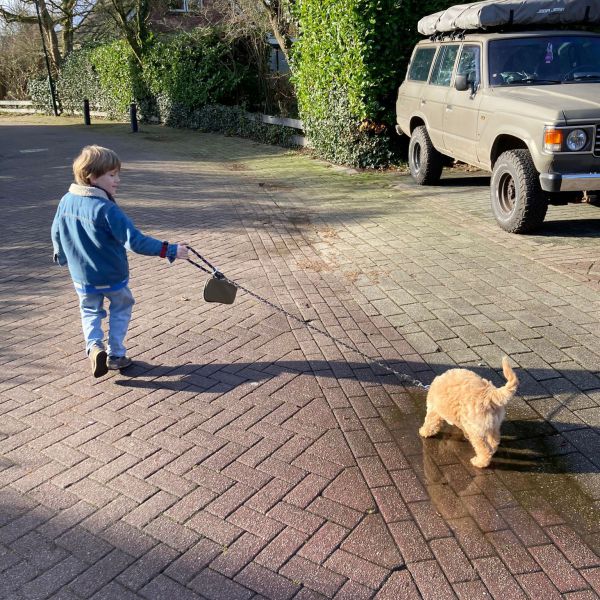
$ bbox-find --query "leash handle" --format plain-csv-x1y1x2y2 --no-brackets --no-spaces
186,245,221,274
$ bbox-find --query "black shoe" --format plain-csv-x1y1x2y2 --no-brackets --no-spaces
89,347,108,378
107,355,133,370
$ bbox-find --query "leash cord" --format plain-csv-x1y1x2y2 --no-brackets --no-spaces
186,246,429,390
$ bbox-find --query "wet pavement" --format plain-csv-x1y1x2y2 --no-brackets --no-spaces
0,116,599,599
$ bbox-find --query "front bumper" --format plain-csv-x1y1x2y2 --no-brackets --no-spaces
540,172,600,192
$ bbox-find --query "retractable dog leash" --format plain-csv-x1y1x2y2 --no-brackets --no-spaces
186,245,429,391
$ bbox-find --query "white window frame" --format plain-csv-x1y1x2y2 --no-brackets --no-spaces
169,0,203,13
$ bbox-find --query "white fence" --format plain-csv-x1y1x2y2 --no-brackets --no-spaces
0,100,41,114
246,112,306,147
0,99,307,146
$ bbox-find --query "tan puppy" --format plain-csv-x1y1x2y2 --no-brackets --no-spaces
419,357,518,468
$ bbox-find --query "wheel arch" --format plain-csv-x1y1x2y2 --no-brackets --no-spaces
409,116,426,135
490,135,529,168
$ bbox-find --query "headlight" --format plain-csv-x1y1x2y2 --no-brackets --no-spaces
566,129,587,151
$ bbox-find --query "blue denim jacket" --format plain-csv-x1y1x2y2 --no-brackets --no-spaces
51,184,178,290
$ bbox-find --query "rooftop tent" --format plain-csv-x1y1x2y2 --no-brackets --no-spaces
417,0,600,36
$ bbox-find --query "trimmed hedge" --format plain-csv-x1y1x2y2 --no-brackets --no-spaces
144,29,252,109
28,36,298,147
29,41,137,118
293,0,456,168
30,28,263,121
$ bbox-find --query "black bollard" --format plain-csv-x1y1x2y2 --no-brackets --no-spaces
130,102,138,133
83,98,91,125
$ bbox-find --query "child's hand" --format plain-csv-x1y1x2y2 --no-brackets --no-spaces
176,244,189,259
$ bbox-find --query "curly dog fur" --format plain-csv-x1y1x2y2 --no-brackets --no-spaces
419,357,518,468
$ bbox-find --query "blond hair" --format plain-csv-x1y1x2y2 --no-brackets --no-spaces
73,145,121,185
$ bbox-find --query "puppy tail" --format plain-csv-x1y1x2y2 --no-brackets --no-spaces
490,356,518,406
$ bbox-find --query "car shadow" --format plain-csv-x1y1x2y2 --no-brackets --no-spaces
437,175,491,187
533,217,600,239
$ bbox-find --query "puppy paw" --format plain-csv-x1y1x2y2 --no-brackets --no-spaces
419,427,433,438
470,456,491,469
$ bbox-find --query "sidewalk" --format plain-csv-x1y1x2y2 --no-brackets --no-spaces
0,116,599,599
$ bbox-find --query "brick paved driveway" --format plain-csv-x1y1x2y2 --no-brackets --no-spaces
1,117,599,599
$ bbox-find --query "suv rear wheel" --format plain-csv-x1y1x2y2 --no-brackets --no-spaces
409,126,444,185
491,149,548,233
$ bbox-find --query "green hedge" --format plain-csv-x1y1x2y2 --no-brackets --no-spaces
29,41,137,118
293,0,456,168
144,29,252,109
27,30,298,147
30,28,263,121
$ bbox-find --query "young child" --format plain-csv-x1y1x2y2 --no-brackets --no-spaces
51,145,188,378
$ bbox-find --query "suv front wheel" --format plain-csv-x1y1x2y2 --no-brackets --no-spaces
408,126,444,185
491,149,548,233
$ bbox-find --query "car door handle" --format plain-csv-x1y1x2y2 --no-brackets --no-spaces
420,99,426,105
446,105,453,111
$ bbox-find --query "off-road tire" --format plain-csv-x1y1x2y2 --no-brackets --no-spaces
491,149,548,233
408,126,444,185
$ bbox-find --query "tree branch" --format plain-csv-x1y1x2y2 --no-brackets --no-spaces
0,6,39,24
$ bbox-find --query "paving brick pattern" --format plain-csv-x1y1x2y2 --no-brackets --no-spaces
0,117,599,599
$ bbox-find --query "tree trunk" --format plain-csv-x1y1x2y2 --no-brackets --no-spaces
261,0,294,67
61,0,76,56
38,0,62,74
0,0,61,73
266,12,291,65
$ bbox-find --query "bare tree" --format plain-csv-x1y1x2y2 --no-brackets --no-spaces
0,22,43,97
204,0,296,115
98,0,152,63
0,0,96,73
211,0,295,64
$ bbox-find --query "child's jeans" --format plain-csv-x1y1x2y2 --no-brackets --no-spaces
76,286,135,357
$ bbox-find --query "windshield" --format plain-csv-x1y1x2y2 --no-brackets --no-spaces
489,35,600,86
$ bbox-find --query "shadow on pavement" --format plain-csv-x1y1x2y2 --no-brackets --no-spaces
531,217,600,238
114,358,600,554
114,359,600,460
437,175,491,187
115,358,600,396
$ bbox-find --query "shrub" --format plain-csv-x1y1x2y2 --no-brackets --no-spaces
27,77,55,113
29,41,138,118
89,40,138,118
0,24,44,99
56,48,103,115
29,27,263,122
143,29,250,110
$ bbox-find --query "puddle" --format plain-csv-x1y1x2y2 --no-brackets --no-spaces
387,386,600,554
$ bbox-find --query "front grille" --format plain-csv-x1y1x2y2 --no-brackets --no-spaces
596,124,600,157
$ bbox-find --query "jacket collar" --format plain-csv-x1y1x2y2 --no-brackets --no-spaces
69,183,112,202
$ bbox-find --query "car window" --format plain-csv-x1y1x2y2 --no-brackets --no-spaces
407,47,437,81
430,44,460,86
457,45,481,85
489,35,600,85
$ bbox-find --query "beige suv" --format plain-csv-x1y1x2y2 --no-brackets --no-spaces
396,30,600,233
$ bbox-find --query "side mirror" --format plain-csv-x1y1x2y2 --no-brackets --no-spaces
455,74,469,91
